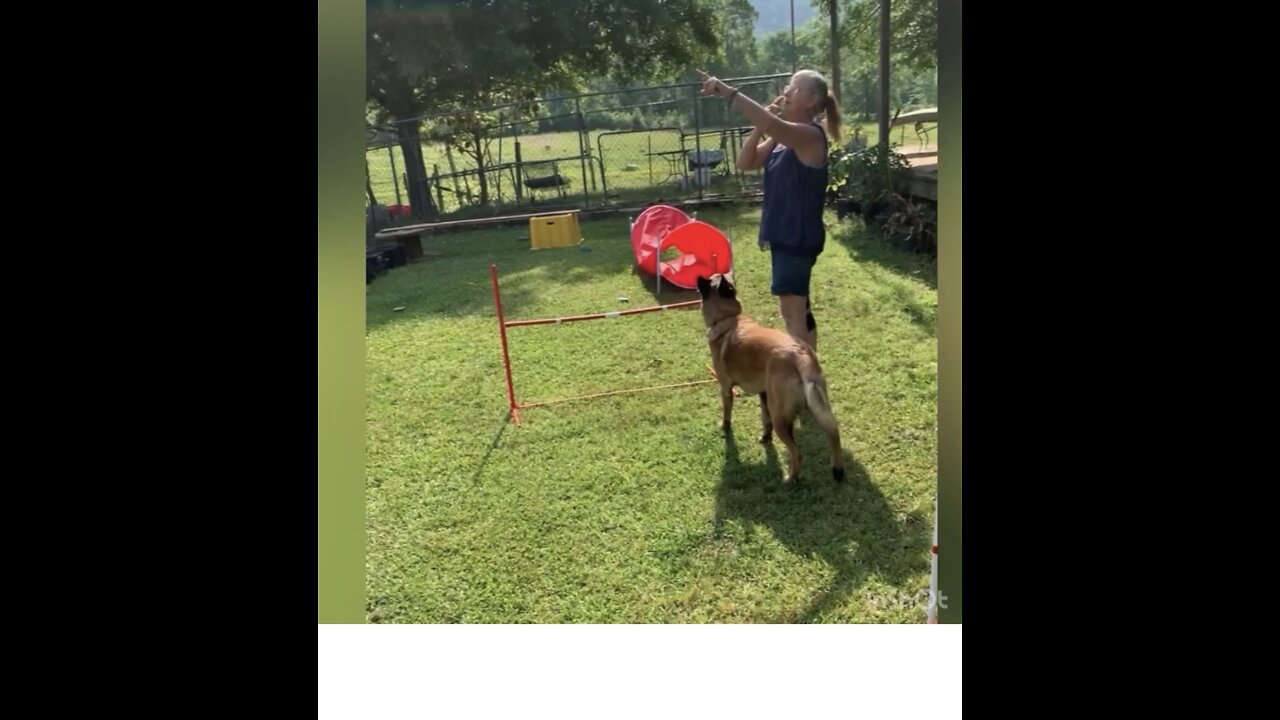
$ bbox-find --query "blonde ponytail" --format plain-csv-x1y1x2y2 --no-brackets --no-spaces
823,94,843,142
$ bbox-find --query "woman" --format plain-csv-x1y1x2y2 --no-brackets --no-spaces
696,69,842,351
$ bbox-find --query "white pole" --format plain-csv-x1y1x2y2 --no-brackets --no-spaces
790,0,797,73
927,497,939,623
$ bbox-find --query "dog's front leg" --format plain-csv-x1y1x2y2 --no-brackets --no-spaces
719,382,734,434
758,392,773,444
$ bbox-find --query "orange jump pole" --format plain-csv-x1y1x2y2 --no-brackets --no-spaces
489,264,521,424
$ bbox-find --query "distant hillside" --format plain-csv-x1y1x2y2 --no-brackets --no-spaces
749,0,817,36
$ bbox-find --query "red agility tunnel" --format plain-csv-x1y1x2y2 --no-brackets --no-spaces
630,205,733,289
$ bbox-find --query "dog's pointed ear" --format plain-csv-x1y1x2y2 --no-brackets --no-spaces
696,275,710,297
717,275,736,299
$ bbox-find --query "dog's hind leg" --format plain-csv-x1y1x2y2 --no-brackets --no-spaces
768,393,800,483
758,392,773,444
811,406,845,482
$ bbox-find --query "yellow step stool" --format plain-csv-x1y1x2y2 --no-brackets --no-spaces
529,212,581,249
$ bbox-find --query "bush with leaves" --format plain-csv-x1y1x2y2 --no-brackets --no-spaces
827,143,911,224
882,193,937,255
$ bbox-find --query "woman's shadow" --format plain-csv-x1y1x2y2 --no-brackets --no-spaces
714,420,931,623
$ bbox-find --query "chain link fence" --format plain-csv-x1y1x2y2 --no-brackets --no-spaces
366,74,792,223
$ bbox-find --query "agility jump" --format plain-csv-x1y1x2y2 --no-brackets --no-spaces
491,205,737,423
489,264,722,424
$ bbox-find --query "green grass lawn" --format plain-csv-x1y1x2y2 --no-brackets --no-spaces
365,206,937,623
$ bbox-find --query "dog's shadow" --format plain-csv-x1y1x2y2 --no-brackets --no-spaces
713,421,930,623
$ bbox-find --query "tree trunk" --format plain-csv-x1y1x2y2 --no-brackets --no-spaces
395,119,438,221
878,0,891,151
365,159,378,206
828,2,840,109
474,133,489,206
877,0,892,198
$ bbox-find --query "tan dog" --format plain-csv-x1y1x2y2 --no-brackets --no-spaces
697,273,845,484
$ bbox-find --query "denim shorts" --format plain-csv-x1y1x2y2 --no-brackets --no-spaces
770,250,818,296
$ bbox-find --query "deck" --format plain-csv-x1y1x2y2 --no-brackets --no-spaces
902,151,938,203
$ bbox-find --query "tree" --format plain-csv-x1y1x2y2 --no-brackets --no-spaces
844,0,937,74
717,0,760,74
757,27,820,75
366,0,721,219
817,0,841,116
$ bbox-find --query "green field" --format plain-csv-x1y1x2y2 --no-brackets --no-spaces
365,206,938,623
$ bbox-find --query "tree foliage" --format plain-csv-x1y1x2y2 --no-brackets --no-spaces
843,0,936,74
367,0,722,125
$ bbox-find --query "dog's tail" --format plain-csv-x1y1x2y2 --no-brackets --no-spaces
801,366,839,439
798,352,845,480
797,353,836,427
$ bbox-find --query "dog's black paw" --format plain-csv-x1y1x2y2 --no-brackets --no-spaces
758,433,772,444
833,466,846,482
